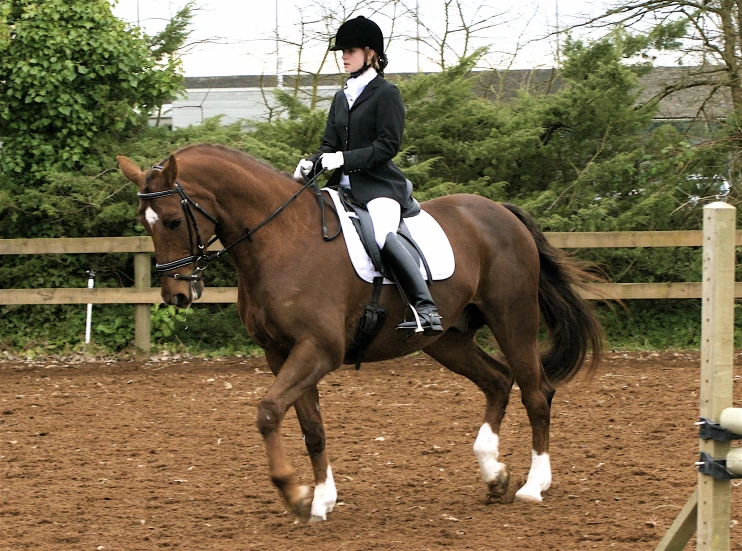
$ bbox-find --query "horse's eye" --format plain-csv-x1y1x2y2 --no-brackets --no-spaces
167,219,182,230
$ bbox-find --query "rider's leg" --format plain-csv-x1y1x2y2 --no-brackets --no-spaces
367,198,443,335
366,197,401,250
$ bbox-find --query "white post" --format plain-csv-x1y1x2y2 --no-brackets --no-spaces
275,0,282,89
84,270,95,344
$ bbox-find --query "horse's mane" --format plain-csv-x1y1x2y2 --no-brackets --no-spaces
174,142,294,180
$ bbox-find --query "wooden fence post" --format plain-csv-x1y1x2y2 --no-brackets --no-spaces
655,202,737,551
698,202,736,551
134,253,151,360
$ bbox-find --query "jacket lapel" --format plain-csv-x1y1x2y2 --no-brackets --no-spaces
350,75,381,111
339,92,350,117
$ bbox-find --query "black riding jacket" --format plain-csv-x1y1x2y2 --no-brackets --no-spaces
310,74,411,207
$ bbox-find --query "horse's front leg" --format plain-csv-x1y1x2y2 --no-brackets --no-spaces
294,386,337,521
259,343,337,521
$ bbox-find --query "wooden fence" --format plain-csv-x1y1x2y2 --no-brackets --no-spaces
2,231,742,359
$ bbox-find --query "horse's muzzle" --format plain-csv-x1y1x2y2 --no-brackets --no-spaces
163,280,203,309
170,292,192,309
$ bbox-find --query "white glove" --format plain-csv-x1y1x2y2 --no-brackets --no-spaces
293,159,314,180
320,151,344,171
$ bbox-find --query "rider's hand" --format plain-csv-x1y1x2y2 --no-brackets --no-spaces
320,151,344,171
293,159,314,181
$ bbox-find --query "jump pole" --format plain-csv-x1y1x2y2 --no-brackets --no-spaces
655,201,737,551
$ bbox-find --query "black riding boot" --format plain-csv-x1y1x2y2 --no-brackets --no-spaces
381,232,443,335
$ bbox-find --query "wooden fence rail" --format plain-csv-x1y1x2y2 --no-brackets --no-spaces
2,231,741,358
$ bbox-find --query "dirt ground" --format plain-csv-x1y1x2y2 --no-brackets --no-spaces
1,351,741,551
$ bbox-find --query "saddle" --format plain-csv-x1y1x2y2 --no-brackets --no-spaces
333,183,433,369
335,183,432,281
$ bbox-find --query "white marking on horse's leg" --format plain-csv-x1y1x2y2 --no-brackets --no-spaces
515,450,552,503
473,423,511,498
144,207,159,227
473,423,506,483
309,465,337,522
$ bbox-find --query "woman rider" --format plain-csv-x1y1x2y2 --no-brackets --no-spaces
293,16,443,335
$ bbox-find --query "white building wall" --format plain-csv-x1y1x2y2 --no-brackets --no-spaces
172,86,336,128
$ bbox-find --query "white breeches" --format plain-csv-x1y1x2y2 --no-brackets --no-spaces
366,197,401,249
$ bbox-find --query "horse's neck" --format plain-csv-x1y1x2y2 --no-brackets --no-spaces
213,166,315,260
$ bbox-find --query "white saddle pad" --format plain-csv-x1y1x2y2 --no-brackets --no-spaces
323,188,455,284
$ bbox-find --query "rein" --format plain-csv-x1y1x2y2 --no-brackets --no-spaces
137,164,338,280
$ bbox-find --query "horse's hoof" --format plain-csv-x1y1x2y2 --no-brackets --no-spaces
486,468,511,499
309,474,337,521
514,486,544,503
291,485,314,522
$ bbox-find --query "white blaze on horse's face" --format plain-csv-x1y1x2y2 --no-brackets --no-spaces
145,207,159,228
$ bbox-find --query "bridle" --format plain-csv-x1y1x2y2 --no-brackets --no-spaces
137,163,337,281
137,167,217,281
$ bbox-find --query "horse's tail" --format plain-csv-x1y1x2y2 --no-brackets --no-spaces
502,203,605,385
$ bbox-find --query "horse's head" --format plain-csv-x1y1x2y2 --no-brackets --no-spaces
118,154,215,309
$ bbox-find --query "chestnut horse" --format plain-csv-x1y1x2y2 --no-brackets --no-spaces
118,143,603,522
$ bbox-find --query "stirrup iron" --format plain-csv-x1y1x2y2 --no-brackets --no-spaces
396,308,443,334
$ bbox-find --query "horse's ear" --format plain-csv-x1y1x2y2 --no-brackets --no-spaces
117,156,145,189
161,154,178,187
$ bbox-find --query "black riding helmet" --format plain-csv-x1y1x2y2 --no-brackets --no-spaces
329,16,384,54
329,16,388,73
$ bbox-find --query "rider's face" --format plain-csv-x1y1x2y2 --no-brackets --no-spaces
341,47,373,74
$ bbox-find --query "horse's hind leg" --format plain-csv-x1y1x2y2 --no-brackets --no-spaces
484,303,556,503
424,329,515,501
505,345,555,502
293,385,337,521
